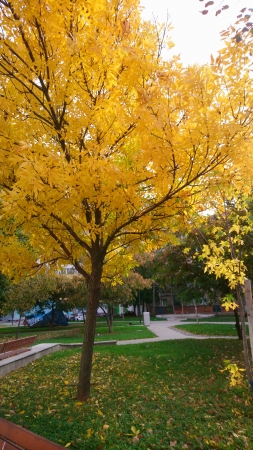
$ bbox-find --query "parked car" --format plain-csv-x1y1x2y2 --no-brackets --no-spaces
64,313,76,321
75,313,86,321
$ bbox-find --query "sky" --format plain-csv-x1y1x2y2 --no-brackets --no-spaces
140,0,252,65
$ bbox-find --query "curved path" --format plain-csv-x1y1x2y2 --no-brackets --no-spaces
117,317,237,345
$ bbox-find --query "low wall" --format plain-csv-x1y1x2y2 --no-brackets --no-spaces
174,305,228,314
0,341,117,377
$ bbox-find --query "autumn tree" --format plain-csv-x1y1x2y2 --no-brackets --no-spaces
100,272,152,332
0,0,253,400
2,273,56,337
0,272,10,315
64,275,89,319
36,274,85,327
199,187,253,390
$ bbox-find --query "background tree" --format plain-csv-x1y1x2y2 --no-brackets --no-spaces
66,275,89,320
199,187,253,391
136,235,230,319
0,272,10,317
1,0,253,400
2,273,56,337
100,272,152,332
35,275,86,327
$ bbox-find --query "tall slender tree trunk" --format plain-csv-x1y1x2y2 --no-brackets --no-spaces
103,305,113,333
236,285,253,393
234,308,242,340
15,313,22,339
109,305,114,333
77,261,103,401
194,300,199,324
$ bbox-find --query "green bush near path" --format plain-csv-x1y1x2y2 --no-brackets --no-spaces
0,339,252,449
175,323,249,337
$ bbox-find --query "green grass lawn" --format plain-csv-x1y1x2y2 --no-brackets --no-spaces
0,340,252,449
183,315,245,323
174,323,248,337
37,324,155,344
0,322,156,344
0,323,81,334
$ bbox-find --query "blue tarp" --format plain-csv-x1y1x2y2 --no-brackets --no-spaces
25,310,68,327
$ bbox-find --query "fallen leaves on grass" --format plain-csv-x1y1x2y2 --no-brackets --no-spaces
0,341,252,449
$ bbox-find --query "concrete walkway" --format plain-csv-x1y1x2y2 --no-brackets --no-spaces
0,316,236,376
117,317,237,345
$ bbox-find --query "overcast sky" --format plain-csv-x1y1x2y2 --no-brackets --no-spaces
140,0,252,65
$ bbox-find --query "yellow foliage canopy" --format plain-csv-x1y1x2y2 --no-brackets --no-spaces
1,0,253,401
0,0,252,280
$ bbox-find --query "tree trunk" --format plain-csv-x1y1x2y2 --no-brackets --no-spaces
77,262,102,401
236,285,253,393
109,305,113,333
234,308,242,340
105,310,113,333
102,305,112,333
194,300,199,324
138,290,141,324
15,313,22,339
244,279,253,364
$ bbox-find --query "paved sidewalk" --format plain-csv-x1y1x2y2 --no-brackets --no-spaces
117,318,237,345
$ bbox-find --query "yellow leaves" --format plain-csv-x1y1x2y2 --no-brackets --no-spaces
64,444,72,448
202,238,246,288
156,71,169,81
220,360,245,387
222,294,238,312
86,428,93,438
200,190,253,289
131,426,140,435
125,425,140,440
121,19,131,35
97,409,104,416
222,300,238,312
229,224,240,234
16,141,31,153
135,87,149,104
